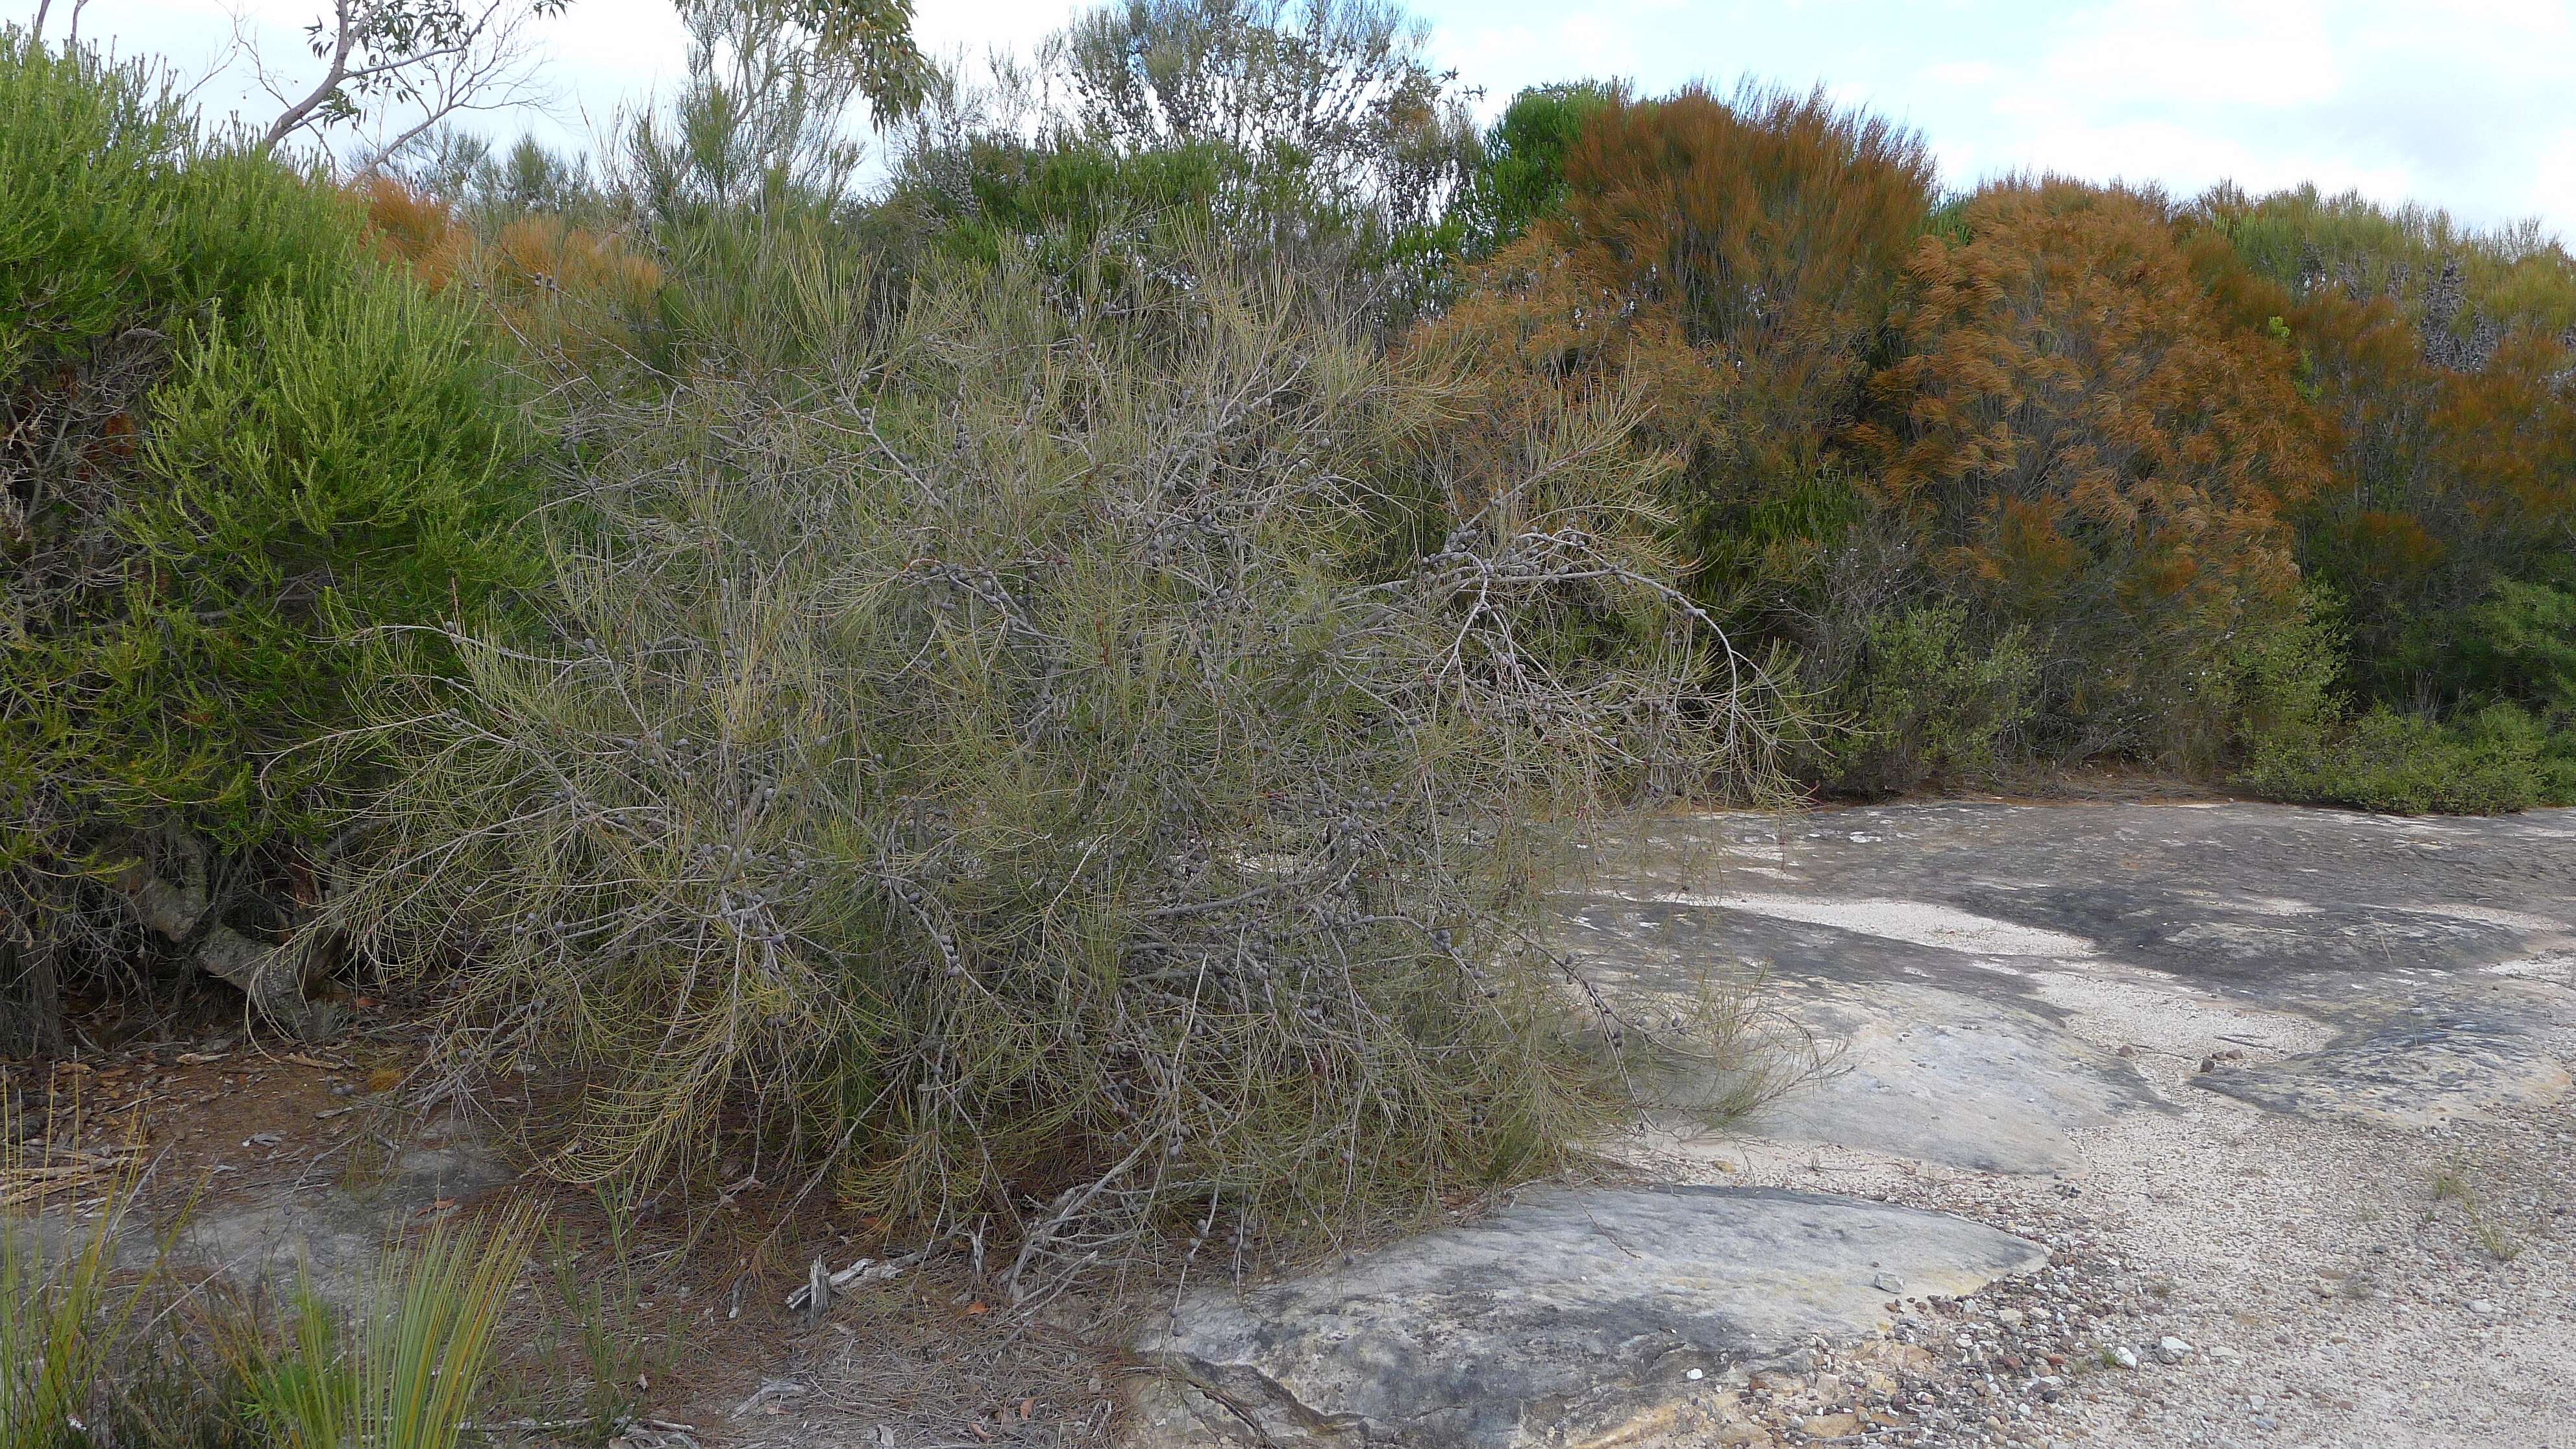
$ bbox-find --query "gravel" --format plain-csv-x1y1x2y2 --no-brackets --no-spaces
1653,1071,2575,1448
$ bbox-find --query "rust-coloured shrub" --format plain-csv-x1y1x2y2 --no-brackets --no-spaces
1552,84,1935,560
1856,180,2332,759
2186,184,2576,715
357,176,475,288
1410,82,1933,628
2268,267,2576,705
355,178,662,360
1404,236,1702,521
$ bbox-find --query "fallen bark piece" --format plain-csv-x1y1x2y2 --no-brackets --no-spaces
784,1248,925,1311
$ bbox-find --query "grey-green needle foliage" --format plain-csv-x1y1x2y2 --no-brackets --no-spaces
323,233,1785,1293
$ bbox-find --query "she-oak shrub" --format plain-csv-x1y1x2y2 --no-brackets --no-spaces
0,36,536,1045
317,241,1784,1285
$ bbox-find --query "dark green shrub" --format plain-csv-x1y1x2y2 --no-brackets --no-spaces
2241,702,2576,815
1450,80,1616,258
1818,600,2038,796
2452,578,2576,712
2201,591,2347,775
2223,576,2576,817
0,36,536,1044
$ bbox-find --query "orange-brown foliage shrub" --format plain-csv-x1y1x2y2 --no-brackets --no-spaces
355,177,661,360
1855,180,2333,758
2268,275,2576,704
2186,185,2576,717
1394,251,1680,532
1411,83,1933,627
358,175,474,288
1555,84,1934,565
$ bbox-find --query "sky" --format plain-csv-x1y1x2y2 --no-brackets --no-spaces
31,0,2576,240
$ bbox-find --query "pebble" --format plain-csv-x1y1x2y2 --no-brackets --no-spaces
2112,1346,2140,1370
2155,1336,2192,1365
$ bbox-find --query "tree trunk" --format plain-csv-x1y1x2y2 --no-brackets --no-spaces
113,827,328,1038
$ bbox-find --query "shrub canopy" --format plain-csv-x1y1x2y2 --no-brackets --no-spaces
321,238,1777,1280
0,36,536,1042
1857,180,2331,760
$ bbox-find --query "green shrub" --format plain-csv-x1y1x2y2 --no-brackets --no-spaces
1817,600,2039,796
0,36,536,1043
2232,590,2576,815
52,280,535,849
1450,80,1617,258
2447,578,2576,713
882,132,1277,312
2201,591,2347,775
908,136,1241,271
2240,702,2576,815
0,45,352,382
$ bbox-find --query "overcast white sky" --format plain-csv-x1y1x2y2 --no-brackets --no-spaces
33,0,2576,238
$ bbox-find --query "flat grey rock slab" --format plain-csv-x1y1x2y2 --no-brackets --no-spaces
2194,995,2575,1126
1744,984,2162,1174
167,1121,512,1302
1565,803,2576,1166
1581,802,2576,998
1131,1185,2043,1448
